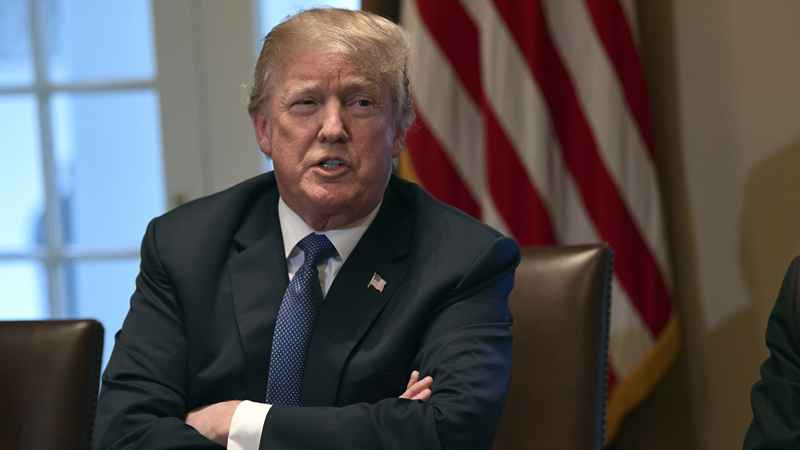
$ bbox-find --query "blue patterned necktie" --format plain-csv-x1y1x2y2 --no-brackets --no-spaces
266,233,336,406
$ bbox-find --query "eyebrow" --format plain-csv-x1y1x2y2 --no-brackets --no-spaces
340,79,380,97
278,77,380,102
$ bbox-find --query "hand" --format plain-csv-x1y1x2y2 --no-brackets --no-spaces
399,370,433,401
185,400,242,445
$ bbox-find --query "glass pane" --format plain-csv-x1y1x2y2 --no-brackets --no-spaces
69,258,139,368
258,0,362,36
51,90,165,251
0,261,47,319
41,0,156,82
0,0,34,86
0,96,44,252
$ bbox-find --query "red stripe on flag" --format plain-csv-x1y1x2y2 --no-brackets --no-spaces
484,113,558,245
584,0,657,156
492,0,670,334
415,0,557,245
414,0,483,103
405,109,482,218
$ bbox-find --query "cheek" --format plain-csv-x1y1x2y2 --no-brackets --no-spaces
363,119,396,150
359,143,395,182
271,126,310,158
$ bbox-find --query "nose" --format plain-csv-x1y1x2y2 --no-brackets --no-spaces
318,100,349,143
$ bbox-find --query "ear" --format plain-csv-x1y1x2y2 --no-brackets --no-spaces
251,111,273,158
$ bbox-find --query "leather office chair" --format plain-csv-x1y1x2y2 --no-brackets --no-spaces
493,244,612,450
0,320,104,450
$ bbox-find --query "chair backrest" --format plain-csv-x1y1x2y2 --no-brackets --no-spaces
0,320,104,450
493,245,612,450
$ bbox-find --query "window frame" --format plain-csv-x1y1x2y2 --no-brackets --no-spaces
0,0,163,317
2,0,367,319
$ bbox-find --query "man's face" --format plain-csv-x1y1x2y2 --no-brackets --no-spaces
252,49,401,230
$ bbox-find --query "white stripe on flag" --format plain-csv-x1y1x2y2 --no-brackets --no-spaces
542,0,671,286
403,0,510,235
618,0,640,43
461,1,657,375
461,0,562,223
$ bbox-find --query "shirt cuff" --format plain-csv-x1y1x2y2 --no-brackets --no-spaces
227,400,271,450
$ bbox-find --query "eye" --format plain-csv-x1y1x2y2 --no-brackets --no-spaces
289,98,318,114
346,94,375,107
348,96,378,116
294,99,316,107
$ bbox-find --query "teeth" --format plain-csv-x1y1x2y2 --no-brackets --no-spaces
321,160,343,169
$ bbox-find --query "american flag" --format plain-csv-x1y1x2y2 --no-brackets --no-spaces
368,272,387,293
398,0,678,442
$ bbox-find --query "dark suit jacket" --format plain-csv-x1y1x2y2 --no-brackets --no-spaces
745,257,800,449
94,173,519,450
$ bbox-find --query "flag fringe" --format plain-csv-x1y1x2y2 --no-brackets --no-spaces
606,316,681,444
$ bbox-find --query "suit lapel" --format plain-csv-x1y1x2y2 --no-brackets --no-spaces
229,186,289,401
302,184,412,406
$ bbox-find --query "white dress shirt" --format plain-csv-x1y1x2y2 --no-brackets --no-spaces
227,197,380,450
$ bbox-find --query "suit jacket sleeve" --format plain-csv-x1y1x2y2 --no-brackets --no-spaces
93,220,222,450
261,236,519,450
745,257,800,449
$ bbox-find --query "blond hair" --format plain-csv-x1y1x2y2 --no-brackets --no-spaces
248,8,414,135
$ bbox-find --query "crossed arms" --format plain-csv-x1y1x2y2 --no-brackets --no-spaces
93,218,518,450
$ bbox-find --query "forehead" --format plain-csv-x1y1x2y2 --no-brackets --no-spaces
271,50,382,93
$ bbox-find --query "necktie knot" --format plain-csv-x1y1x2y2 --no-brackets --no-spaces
297,233,336,266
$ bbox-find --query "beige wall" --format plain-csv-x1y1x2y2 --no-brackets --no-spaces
615,2,800,449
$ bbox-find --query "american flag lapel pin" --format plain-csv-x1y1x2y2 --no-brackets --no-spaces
368,272,386,293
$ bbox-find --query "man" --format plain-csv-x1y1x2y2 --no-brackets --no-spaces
94,8,519,450
745,257,800,449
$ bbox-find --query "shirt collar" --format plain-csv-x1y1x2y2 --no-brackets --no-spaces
277,197,381,263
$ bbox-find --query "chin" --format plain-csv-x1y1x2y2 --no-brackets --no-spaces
305,192,353,212
317,192,378,217
305,183,353,202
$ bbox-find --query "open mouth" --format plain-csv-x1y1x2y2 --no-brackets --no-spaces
317,158,345,170
318,159,345,169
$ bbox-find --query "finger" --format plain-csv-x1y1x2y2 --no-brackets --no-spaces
400,379,421,399
415,375,433,388
400,376,433,399
406,370,420,390
409,376,433,393
412,388,432,401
